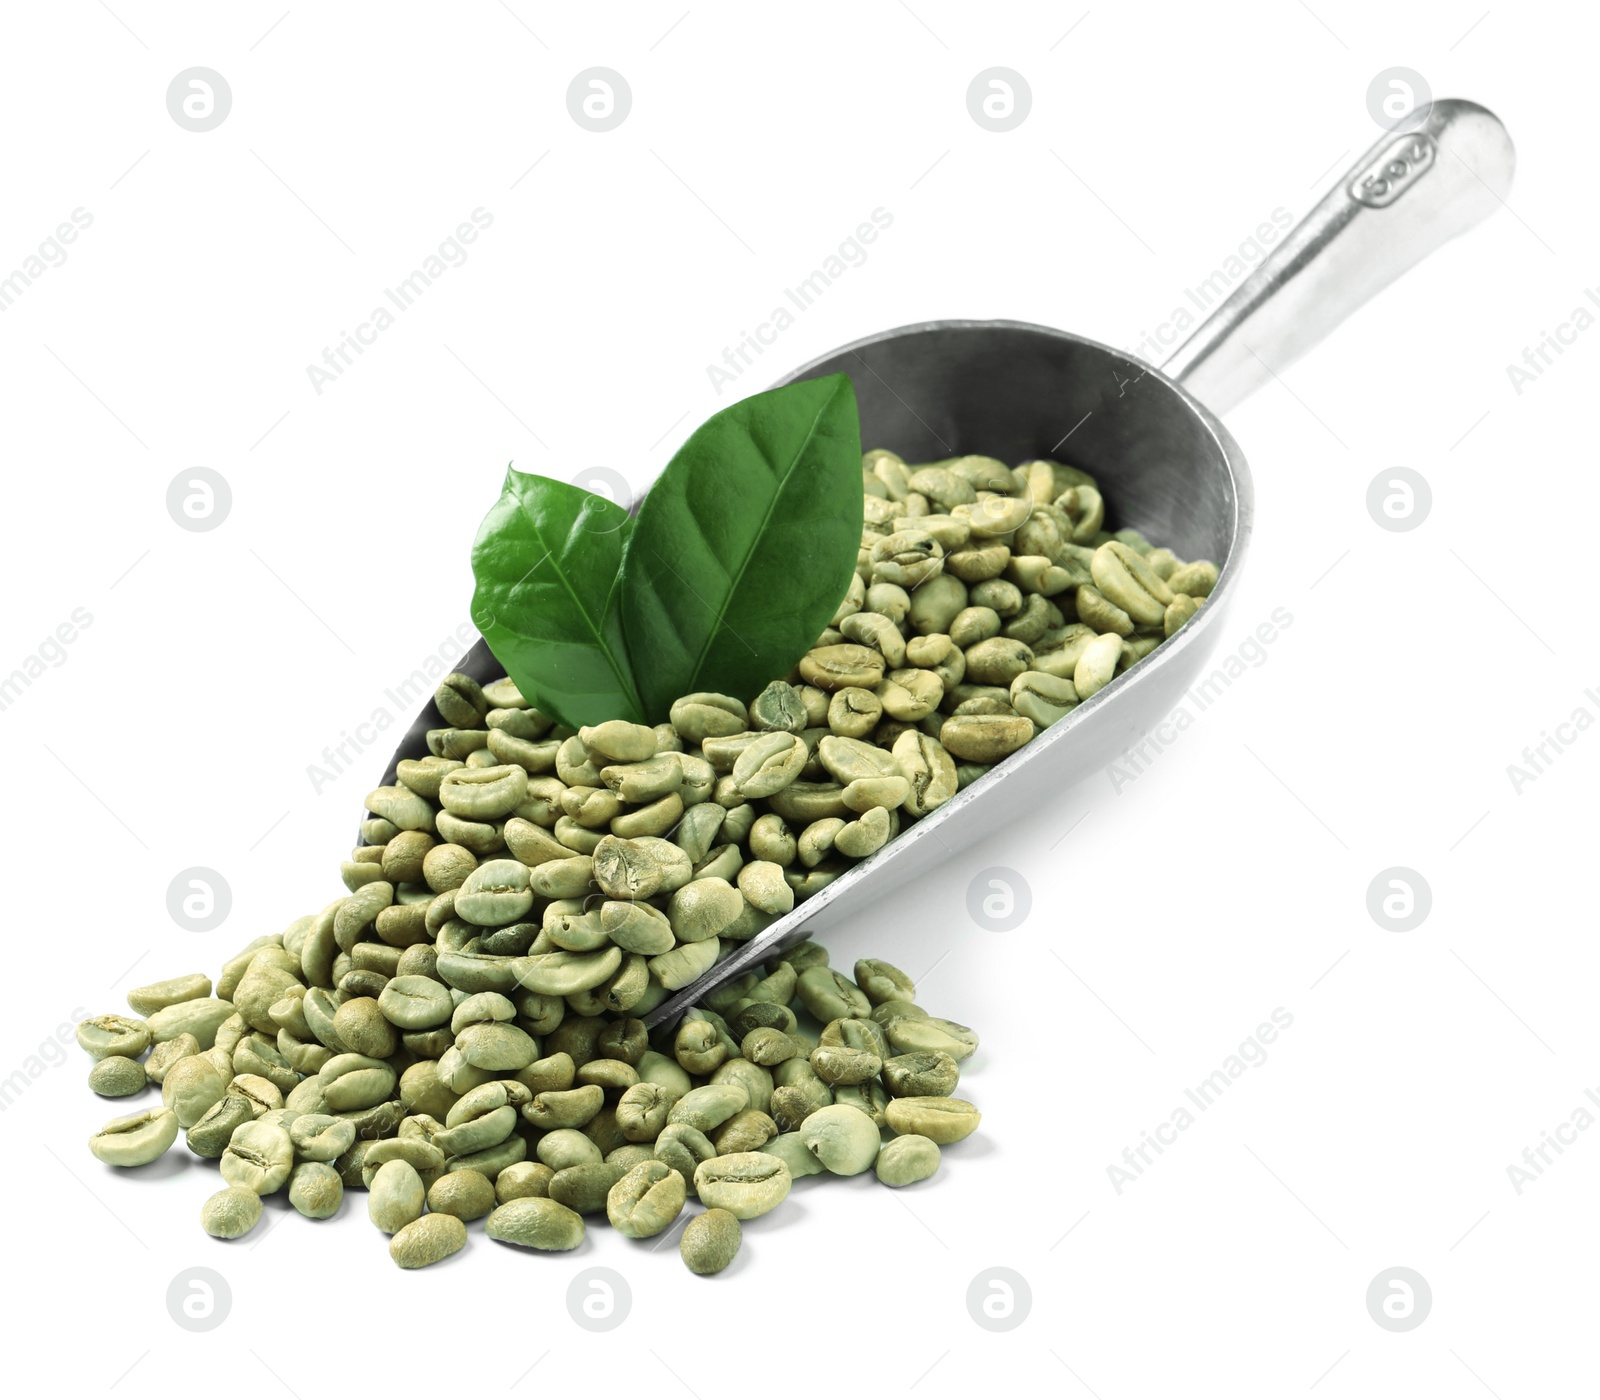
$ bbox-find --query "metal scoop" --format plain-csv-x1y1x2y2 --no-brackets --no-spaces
371,99,1513,1028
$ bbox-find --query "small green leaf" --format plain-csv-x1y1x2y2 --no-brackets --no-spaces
620,374,863,720
470,469,645,728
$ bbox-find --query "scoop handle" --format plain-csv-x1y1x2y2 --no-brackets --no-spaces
1161,98,1514,415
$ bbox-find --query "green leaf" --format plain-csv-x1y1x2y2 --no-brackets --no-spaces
470,469,645,728
620,374,863,720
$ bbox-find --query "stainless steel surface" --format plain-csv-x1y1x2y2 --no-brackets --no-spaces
365,99,1513,1032
1163,99,1515,414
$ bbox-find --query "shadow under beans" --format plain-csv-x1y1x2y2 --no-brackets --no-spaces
737,1183,824,1237
938,1134,996,1163
482,1228,598,1262
118,1152,197,1183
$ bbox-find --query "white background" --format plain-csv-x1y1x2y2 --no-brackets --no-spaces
1,3,1593,1396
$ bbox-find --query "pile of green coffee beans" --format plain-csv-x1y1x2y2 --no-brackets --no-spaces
80,941,978,1274
76,449,1210,1271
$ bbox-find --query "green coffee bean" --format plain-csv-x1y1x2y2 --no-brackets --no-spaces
796,967,871,1022
128,975,213,1017
680,1207,742,1274
331,997,396,1059
693,1152,792,1219
827,686,882,738
809,1045,882,1087
162,1055,229,1128
800,642,888,691
713,1109,778,1155
712,1058,774,1118
440,765,529,821
433,1103,517,1156
447,1135,528,1178
1164,593,1202,636
799,1104,881,1175
882,1051,960,1098
668,878,744,943
732,732,808,799
88,1055,147,1097
580,720,658,763
939,713,1034,762
883,1015,979,1061
606,1160,687,1238
496,1161,554,1203
185,1095,253,1159
427,1168,497,1221
617,1082,679,1142
1090,540,1173,625
536,1128,602,1171
883,1095,982,1144
455,859,534,926
633,1056,691,1100
648,937,721,991
522,1084,603,1130
575,1058,637,1092
390,1212,468,1268
875,1134,941,1186
839,807,892,858
201,1185,263,1238
288,1161,344,1219
485,1196,586,1251
511,947,622,997
675,1017,726,1075
740,1026,799,1067
363,1136,446,1183
1074,631,1124,699
457,1021,537,1072
89,1107,179,1166
769,1083,827,1134
600,900,676,955
143,1033,198,1086
368,1159,426,1233
669,1083,749,1133
834,1079,889,1129
77,1014,151,1062
763,1132,826,1180
1076,584,1134,637
850,958,912,1006
737,860,795,915
653,1122,716,1188
378,975,454,1030
1010,670,1078,727
1166,559,1219,597
220,1120,295,1194
228,1073,283,1116
889,731,958,817
319,1054,398,1112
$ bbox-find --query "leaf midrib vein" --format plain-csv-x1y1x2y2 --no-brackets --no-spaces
520,502,639,715
681,383,841,691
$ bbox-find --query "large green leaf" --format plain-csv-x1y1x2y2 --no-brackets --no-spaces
620,374,863,720
470,469,645,728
